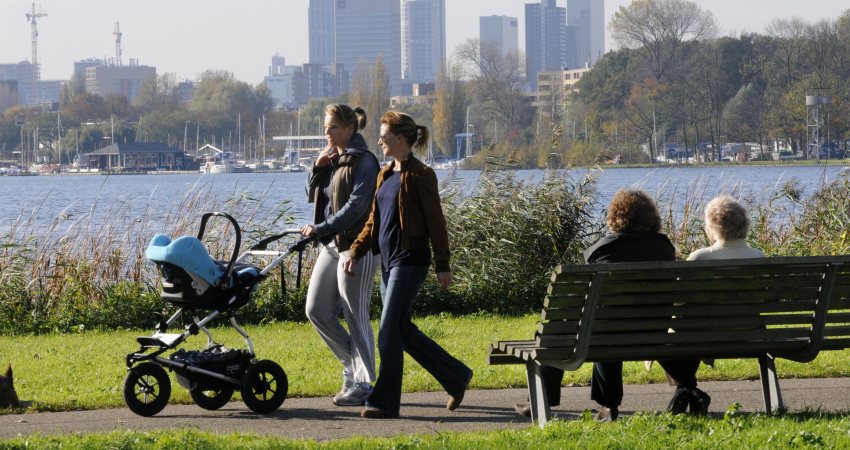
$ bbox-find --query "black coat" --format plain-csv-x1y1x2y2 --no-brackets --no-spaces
583,232,676,264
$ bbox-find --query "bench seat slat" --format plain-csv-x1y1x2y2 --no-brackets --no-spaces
538,314,816,335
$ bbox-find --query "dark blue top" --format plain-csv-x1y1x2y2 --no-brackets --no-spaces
376,171,431,270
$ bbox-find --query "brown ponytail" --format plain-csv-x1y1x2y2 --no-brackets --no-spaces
380,110,429,158
326,104,367,132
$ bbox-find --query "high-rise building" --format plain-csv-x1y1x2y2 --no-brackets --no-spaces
309,0,335,65
0,80,19,112
334,0,402,95
525,0,567,91
401,0,445,87
85,62,156,102
567,0,605,68
0,62,39,106
480,15,519,60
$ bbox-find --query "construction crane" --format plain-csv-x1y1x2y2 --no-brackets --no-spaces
25,3,47,66
113,22,123,66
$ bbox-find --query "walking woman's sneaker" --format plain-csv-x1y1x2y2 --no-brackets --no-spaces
333,371,355,404
593,406,618,422
334,382,372,406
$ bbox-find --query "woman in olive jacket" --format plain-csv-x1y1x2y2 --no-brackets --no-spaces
343,111,472,419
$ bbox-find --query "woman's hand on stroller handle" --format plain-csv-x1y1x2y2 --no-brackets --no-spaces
300,224,316,238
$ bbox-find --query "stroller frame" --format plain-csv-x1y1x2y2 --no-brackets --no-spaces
124,212,313,416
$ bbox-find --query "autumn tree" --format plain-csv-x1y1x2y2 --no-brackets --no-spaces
610,0,717,83
432,60,467,156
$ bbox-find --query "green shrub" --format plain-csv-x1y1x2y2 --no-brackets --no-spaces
414,165,599,315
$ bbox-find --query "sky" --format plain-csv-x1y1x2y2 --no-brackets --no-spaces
1,0,849,84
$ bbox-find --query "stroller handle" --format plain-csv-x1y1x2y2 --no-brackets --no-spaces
197,212,242,279
251,228,307,251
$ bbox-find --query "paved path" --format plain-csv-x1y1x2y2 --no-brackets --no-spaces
2,378,849,440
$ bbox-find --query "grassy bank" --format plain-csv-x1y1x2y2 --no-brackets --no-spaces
1,315,848,413
2,412,849,449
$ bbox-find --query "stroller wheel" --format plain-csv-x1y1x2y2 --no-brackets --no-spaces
240,360,288,414
123,362,171,416
190,386,234,410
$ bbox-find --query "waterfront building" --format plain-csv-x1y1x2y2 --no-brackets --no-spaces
0,80,18,112
525,0,568,91
567,0,604,68
0,61,38,106
401,0,445,87
84,142,185,171
35,79,64,108
480,15,519,60
334,0,402,95
390,82,436,108
85,61,155,103
532,66,591,121
265,55,301,109
293,63,350,105
309,0,336,65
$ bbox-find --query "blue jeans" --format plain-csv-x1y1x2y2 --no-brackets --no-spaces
365,265,471,417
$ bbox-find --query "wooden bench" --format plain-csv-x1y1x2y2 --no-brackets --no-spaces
489,256,850,426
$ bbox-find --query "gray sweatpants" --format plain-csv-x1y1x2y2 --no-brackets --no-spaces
305,243,378,383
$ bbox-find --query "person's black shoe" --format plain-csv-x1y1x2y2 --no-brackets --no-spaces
593,405,618,422
667,387,692,414
514,403,531,417
688,388,711,415
447,368,473,411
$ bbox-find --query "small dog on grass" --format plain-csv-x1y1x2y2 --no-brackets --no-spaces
0,364,19,409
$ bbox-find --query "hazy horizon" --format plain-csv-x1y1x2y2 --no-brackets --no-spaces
1,0,848,84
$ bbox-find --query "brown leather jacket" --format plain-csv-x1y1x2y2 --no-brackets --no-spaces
350,156,451,273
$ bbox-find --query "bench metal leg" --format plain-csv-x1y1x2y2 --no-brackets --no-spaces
758,354,784,413
525,361,551,428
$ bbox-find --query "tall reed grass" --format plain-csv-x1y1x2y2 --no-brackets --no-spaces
0,178,308,334
1,168,848,334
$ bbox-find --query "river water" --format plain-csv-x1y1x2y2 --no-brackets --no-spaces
0,165,847,236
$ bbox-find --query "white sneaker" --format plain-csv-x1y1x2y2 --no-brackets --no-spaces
332,370,355,404
333,382,372,406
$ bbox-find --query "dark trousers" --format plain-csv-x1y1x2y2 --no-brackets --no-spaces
365,266,471,417
541,360,700,408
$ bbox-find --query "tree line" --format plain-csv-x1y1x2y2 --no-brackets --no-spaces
2,0,848,168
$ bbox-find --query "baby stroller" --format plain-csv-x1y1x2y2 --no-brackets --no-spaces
124,212,312,416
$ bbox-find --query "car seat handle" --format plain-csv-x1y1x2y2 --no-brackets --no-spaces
197,212,241,278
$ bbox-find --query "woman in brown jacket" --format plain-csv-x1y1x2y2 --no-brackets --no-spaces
343,111,472,419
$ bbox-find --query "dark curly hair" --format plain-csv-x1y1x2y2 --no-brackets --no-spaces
606,189,662,233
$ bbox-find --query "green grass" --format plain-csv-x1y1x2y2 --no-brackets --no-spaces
1,314,848,414
2,412,850,449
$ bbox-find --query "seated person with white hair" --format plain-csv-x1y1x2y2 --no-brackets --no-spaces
688,195,765,261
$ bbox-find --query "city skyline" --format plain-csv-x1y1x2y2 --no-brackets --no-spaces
1,0,849,84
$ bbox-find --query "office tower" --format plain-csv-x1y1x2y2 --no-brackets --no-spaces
479,15,519,59
85,62,156,102
525,0,567,91
334,0,402,95
567,0,605,67
309,0,336,65
401,0,445,86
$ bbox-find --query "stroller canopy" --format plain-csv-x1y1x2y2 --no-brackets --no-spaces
145,234,224,285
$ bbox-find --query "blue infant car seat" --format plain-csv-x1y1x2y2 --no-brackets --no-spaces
146,234,262,310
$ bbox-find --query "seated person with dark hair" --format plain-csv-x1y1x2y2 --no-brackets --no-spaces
515,189,708,422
